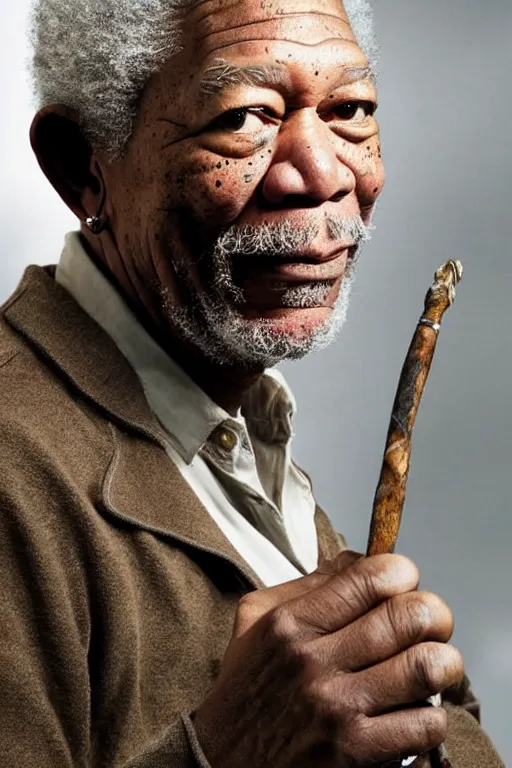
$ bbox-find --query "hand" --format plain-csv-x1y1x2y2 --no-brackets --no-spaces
193,551,464,767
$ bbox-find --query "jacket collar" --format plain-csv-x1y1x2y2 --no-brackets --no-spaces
3,263,343,586
3,263,166,445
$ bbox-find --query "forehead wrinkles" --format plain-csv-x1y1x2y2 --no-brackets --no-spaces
189,0,350,24
184,0,354,52
186,18,356,61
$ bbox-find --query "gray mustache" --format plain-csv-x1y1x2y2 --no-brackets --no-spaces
213,214,373,258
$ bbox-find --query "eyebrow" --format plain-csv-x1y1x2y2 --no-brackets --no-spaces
340,65,376,86
199,59,293,98
198,59,375,99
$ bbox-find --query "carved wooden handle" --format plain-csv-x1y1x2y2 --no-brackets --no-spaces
366,260,463,556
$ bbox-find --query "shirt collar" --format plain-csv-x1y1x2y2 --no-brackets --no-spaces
55,232,297,463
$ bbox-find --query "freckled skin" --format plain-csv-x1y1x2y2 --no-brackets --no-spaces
32,0,385,412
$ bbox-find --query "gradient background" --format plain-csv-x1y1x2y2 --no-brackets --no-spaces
1,0,510,762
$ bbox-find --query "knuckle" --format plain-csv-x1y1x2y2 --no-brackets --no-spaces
292,638,322,679
387,554,420,588
349,571,374,612
384,593,430,643
420,592,454,637
388,553,419,580
404,592,435,636
439,604,455,641
304,673,355,723
342,712,370,763
410,643,463,694
361,554,419,600
409,644,438,692
304,676,336,713
446,645,465,684
235,592,263,629
420,706,448,749
266,605,299,646
237,591,258,613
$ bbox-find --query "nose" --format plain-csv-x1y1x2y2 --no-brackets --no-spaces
261,110,355,206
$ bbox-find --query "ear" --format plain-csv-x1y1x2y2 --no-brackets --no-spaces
30,105,105,222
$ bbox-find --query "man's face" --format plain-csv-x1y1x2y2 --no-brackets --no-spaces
104,0,385,369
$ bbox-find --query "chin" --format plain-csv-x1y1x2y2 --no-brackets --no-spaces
162,270,354,369
225,303,344,368
246,306,333,336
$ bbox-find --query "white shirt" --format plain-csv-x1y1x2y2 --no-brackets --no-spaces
55,232,319,587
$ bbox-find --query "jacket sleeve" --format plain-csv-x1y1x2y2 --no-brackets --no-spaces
442,677,504,767
0,424,211,768
122,716,211,768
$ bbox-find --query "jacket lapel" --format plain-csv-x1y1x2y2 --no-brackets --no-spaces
102,422,265,589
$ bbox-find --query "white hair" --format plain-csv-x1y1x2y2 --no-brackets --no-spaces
28,0,378,158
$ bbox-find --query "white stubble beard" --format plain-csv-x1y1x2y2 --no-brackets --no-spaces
159,215,373,370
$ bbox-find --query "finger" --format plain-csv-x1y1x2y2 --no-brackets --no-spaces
358,642,464,716
343,706,447,765
235,550,362,632
284,554,420,635
262,550,363,607
326,591,454,672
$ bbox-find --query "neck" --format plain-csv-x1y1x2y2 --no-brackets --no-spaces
164,347,264,417
80,229,264,416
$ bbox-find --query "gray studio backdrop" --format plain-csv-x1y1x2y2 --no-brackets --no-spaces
1,0,510,762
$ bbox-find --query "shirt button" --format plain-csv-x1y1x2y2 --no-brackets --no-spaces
214,428,238,452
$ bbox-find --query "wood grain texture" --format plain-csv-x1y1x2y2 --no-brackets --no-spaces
367,260,462,557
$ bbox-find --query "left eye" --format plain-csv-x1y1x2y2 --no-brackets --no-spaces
333,101,376,121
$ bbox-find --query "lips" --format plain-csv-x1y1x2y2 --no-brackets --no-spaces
233,247,352,285
269,251,349,282
234,263,348,313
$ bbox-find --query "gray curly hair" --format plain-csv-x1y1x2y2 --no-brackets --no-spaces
28,0,378,158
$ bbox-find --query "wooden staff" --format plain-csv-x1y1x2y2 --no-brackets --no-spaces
366,259,463,556
366,260,463,768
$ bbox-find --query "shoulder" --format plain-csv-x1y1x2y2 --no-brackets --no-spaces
0,313,113,503
0,311,22,368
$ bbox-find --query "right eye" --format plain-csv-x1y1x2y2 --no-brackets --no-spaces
211,108,250,131
207,106,278,133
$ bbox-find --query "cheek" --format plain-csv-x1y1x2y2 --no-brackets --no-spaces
166,149,271,224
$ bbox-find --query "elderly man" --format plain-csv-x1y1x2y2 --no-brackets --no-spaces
0,0,503,766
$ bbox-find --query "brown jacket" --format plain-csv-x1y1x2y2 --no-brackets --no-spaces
0,265,504,768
